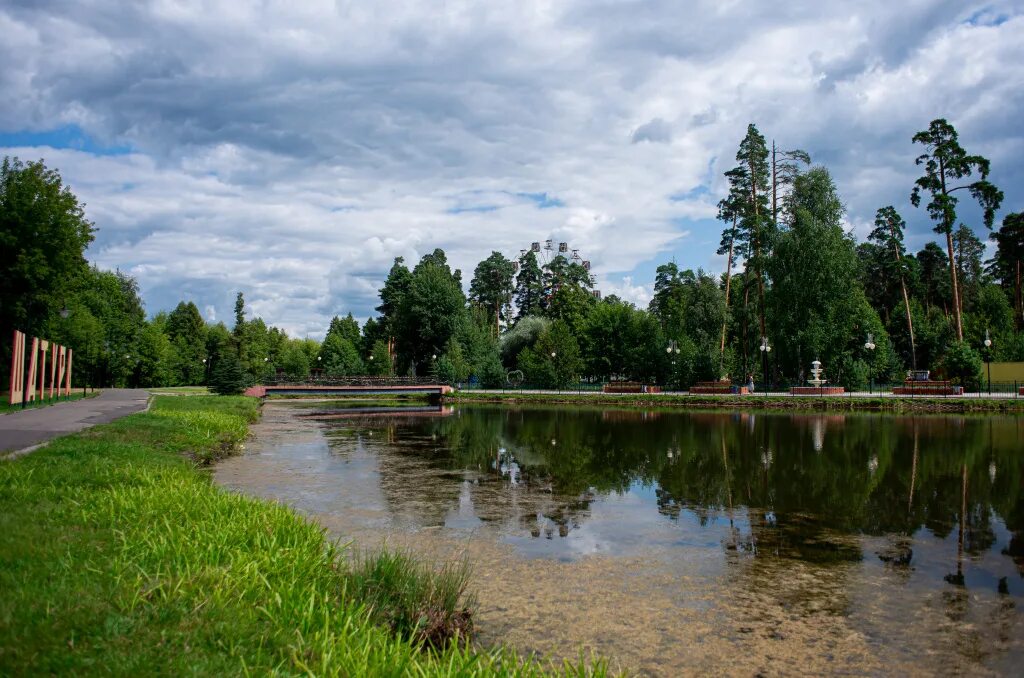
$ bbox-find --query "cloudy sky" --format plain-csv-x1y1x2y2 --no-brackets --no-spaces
2,0,1022,338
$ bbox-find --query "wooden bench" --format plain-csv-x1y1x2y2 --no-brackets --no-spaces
602,382,662,394
892,380,963,396
689,381,749,394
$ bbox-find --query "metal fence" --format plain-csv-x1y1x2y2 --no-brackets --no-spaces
456,379,1022,398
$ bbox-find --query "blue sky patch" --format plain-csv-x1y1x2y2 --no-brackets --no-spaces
0,124,132,155
517,191,565,208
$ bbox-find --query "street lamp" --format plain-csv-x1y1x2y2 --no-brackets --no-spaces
666,340,680,390
759,337,771,395
984,329,992,395
864,332,876,394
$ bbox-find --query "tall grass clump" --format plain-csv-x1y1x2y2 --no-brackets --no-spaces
0,395,605,676
347,549,476,647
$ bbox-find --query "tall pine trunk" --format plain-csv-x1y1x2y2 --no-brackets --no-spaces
945,229,964,341
939,158,964,341
750,156,767,339
719,219,735,372
888,221,917,369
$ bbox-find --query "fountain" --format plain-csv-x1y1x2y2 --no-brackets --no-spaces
790,359,846,396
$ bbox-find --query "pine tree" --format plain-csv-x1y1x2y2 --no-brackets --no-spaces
911,118,1003,340
869,206,917,368
513,250,544,319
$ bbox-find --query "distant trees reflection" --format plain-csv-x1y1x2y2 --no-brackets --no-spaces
336,407,1023,577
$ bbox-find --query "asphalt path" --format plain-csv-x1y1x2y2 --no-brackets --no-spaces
0,389,150,457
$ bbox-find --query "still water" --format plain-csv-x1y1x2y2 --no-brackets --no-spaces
216,402,1024,676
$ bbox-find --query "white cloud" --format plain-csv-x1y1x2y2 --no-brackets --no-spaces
1,0,1021,338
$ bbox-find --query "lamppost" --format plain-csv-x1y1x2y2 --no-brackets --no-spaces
666,340,680,391
550,351,557,392
864,332,876,394
759,337,771,395
984,329,992,395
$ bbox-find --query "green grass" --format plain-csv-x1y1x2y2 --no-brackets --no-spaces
147,386,211,395
449,389,1024,413
0,389,99,415
0,395,605,676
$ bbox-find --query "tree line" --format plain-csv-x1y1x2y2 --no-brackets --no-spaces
2,117,1022,391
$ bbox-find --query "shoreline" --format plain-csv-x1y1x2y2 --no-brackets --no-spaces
446,389,1024,413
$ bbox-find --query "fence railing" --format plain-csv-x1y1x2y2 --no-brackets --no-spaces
261,375,444,387
456,379,1022,397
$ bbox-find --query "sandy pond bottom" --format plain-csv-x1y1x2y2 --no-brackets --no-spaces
215,402,1023,676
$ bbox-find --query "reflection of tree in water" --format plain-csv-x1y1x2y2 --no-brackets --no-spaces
327,406,1024,577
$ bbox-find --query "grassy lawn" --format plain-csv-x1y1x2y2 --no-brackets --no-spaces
0,389,99,415
0,395,600,676
146,386,211,395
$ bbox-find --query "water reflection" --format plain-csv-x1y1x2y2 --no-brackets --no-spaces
321,404,1023,593
217,402,1024,674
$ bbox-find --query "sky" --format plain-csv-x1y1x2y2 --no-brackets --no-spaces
2,0,1022,339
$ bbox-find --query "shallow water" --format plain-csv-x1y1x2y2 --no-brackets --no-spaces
216,402,1024,676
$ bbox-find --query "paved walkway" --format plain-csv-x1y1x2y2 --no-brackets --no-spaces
0,389,151,457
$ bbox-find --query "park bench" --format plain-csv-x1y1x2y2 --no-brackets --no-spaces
689,380,749,394
891,380,963,396
602,382,662,394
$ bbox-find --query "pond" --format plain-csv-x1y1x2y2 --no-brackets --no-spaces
216,402,1024,676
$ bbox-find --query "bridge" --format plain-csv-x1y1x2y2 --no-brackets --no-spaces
244,377,453,400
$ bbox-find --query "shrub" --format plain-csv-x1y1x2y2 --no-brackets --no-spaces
940,341,984,389
209,353,248,395
345,549,475,648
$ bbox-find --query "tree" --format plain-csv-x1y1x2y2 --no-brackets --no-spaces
376,257,412,358
518,319,582,389
320,333,363,376
469,251,516,335
916,242,952,313
165,301,207,384
581,299,664,382
911,119,1004,341
327,313,362,348
209,351,248,395
366,339,392,376
436,337,470,385
771,143,811,226
1,157,95,383
513,250,544,319
716,173,745,364
988,212,1024,328
869,206,917,368
397,250,467,371
952,224,986,314
278,341,311,378
649,262,689,340
499,315,549,367
940,341,983,390
719,125,772,350
767,167,894,386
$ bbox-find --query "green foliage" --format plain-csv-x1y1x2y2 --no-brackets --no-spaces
0,156,95,382
500,315,550,366
397,251,467,371
209,352,248,395
320,334,364,376
278,341,311,378
0,397,594,675
514,250,545,319
581,299,664,381
366,339,392,376
346,549,475,647
470,251,517,331
518,319,582,388
436,337,470,385
940,341,983,388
